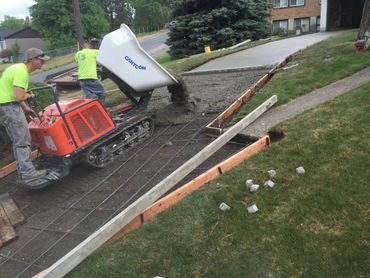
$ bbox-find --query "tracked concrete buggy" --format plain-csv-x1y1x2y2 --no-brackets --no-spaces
25,24,180,189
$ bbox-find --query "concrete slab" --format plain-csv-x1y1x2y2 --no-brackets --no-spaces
192,31,349,73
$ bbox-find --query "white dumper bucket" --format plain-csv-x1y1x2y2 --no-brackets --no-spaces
97,24,178,92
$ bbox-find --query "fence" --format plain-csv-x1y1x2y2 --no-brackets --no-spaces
132,25,165,36
6,24,165,63
11,44,78,62
44,45,78,58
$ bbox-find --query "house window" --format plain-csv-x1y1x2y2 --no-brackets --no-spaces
294,18,310,32
273,0,304,8
289,0,305,6
273,0,288,8
273,20,289,33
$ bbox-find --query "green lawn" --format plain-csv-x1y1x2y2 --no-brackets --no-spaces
233,31,370,123
68,31,370,277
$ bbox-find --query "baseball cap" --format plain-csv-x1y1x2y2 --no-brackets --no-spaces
25,48,50,61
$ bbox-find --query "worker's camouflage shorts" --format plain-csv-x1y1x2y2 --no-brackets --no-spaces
0,103,35,178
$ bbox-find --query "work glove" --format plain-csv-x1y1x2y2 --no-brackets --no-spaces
24,107,37,120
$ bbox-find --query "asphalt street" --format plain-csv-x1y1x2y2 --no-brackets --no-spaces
29,32,169,83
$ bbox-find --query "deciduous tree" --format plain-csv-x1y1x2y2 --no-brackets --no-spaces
0,16,26,30
129,0,173,32
30,0,109,49
97,0,135,30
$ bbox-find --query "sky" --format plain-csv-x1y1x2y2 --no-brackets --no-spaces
0,0,36,22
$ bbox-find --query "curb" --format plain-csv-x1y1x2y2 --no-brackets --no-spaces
182,65,274,76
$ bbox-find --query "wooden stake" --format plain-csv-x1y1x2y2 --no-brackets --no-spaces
205,50,305,136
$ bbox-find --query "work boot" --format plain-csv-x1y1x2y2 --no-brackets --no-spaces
21,169,48,183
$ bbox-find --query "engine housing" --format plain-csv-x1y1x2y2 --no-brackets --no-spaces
29,99,115,156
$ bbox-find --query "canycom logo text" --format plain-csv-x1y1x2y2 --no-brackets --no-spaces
124,56,147,70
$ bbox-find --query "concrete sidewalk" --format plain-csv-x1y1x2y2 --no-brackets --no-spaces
240,66,370,138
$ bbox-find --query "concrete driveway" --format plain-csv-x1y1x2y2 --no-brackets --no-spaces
192,30,350,72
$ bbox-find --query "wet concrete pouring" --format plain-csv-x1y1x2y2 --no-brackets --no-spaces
0,68,269,277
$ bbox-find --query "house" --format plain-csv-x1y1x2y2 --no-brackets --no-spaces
0,27,46,60
269,0,365,33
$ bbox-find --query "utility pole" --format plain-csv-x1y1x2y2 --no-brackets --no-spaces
73,0,84,49
358,0,370,38
355,0,370,52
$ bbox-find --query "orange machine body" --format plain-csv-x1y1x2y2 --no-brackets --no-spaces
29,99,115,156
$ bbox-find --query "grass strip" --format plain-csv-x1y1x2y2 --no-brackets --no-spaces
232,31,370,123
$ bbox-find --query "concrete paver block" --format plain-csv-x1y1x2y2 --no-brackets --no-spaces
247,204,258,214
219,202,231,211
267,169,276,177
264,180,275,188
245,179,253,189
296,166,305,174
250,184,259,193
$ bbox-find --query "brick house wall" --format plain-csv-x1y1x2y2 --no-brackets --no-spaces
267,0,321,33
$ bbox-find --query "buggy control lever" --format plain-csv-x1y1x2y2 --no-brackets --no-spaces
27,94,42,122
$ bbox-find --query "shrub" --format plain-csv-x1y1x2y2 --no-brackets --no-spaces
0,49,13,62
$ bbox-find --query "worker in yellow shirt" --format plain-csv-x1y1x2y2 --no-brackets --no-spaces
0,48,50,184
75,41,106,104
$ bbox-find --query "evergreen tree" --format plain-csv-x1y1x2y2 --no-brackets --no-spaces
30,0,109,49
167,0,270,58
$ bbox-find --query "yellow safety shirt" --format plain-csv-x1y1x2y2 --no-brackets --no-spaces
75,48,99,80
0,63,28,103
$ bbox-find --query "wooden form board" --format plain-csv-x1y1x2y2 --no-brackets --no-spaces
204,69,276,136
36,96,277,278
204,51,303,136
0,150,39,179
0,193,25,247
143,135,270,222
